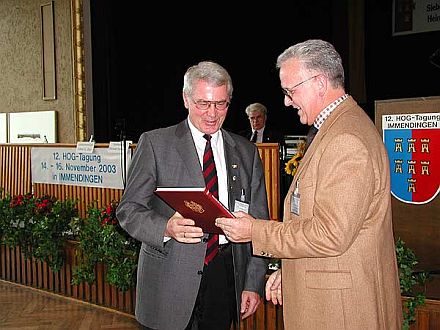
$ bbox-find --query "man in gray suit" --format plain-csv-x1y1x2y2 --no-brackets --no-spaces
116,61,269,330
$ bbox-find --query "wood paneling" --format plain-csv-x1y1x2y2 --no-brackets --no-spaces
257,143,281,221
0,242,136,315
0,145,32,197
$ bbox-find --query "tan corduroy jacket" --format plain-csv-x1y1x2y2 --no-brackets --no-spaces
252,97,403,330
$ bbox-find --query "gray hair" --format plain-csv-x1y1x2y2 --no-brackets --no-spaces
245,102,267,117
276,39,345,89
183,61,233,98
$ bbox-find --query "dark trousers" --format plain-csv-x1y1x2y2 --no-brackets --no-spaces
185,244,236,330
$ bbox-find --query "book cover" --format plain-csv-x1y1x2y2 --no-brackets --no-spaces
154,187,234,234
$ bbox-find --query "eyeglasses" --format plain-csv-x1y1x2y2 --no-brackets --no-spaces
192,99,230,111
281,75,319,100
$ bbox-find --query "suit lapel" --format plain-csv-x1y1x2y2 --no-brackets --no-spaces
174,120,205,186
221,130,242,209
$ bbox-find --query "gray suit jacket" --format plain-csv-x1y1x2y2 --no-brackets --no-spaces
116,119,270,330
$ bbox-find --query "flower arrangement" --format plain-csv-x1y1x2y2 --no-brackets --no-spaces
0,192,78,272
0,192,139,291
31,197,77,272
70,201,140,291
1,193,35,254
284,141,306,177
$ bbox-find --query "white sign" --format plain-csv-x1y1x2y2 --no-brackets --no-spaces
0,113,7,143
108,141,133,154
393,0,440,35
76,141,95,153
9,111,57,143
31,147,131,189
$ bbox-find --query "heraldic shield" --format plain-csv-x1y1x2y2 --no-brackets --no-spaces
383,115,440,204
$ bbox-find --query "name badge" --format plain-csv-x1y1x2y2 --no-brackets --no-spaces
290,180,300,215
234,200,249,213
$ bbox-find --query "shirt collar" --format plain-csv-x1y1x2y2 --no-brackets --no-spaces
254,126,265,134
187,118,221,145
313,94,349,129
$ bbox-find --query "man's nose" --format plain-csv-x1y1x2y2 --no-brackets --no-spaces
207,104,218,115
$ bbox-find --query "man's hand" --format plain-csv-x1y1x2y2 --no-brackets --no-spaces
240,290,262,319
164,212,203,243
266,269,282,305
215,211,253,242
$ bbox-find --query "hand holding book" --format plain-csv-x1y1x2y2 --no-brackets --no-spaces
154,187,234,234
215,210,253,243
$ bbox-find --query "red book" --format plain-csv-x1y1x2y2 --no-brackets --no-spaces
154,187,234,234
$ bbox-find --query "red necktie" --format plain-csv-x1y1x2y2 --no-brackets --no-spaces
203,134,219,265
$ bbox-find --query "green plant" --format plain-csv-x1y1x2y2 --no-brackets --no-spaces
1,193,36,256
0,191,11,242
396,237,428,330
32,198,78,272
0,193,78,272
71,201,140,291
268,258,281,273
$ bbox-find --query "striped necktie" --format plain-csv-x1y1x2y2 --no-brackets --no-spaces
202,134,219,265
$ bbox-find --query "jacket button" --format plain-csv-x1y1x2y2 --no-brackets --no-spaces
197,270,203,275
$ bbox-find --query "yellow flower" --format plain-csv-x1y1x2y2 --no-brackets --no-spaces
284,141,305,177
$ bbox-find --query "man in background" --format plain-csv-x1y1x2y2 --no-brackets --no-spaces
240,102,284,145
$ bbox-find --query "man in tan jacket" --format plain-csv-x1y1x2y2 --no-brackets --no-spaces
216,39,403,329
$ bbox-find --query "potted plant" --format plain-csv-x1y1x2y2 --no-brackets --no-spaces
396,237,428,329
70,201,140,291
0,192,78,272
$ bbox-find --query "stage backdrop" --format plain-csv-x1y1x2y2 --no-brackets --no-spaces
375,96,440,296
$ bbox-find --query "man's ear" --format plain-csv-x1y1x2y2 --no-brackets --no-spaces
182,92,189,109
316,74,327,97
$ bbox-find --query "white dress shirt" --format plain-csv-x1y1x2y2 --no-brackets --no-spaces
188,119,228,243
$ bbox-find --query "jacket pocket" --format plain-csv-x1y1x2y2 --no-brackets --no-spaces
141,244,168,259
